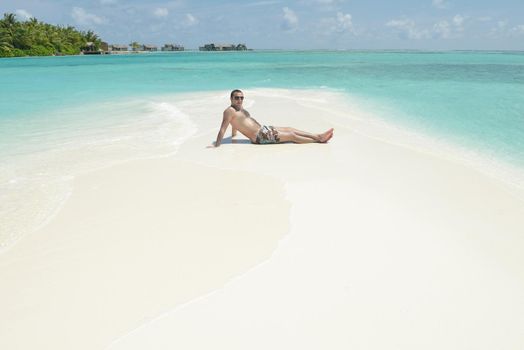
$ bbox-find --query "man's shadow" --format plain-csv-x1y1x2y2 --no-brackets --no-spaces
219,136,252,145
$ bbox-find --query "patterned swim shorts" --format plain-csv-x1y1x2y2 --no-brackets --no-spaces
254,125,280,144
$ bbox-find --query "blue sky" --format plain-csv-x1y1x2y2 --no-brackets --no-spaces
3,0,524,50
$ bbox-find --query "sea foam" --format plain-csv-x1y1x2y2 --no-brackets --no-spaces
0,97,197,254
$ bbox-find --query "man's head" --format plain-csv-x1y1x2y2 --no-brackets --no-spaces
230,89,244,109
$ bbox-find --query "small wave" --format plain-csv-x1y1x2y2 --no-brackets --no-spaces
0,97,197,255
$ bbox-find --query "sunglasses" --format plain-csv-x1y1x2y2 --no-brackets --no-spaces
233,96,244,100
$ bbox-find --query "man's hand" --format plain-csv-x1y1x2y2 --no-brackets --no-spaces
206,141,217,148
213,110,233,148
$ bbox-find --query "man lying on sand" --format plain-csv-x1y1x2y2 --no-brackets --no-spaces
211,89,334,147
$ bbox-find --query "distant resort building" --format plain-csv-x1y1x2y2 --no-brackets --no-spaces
162,44,184,51
141,44,158,52
82,41,102,55
109,44,129,52
105,43,174,54
129,44,157,52
83,41,251,55
199,43,248,51
81,41,110,54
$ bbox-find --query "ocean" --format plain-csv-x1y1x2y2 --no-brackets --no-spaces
1,50,523,251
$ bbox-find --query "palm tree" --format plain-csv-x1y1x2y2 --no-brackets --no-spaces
0,29,13,53
48,27,63,53
0,13,16,46
130,41,141,51
85,30,99,42
80,30,101,51
0,14,106,57
13,26,31,49
2,13,17,28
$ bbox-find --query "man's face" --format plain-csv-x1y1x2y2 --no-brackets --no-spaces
231,92,244,108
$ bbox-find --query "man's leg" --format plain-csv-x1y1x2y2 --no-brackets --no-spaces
277,131,317,143
276,128,333,143
275,127,321,141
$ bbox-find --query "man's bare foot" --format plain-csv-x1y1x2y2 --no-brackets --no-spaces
324,131,334,143
318,128,334,143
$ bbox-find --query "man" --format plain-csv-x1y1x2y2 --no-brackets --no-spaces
211,89,334,147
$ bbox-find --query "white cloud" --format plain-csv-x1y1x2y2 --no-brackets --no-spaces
489,20,524,38
388,14,465,40
335,12,353,32
453,14,464,27
432,0,448,9
433,15,465,38
451,14,465,33
15,9,33,21
281,7,299,31
514,25,524,34
386,19,430,39
509,24,524,36
488,20,508,38
433,20,451,38
71,7,105,25
184,13,198,26
320,12,354,34
153,8,169,18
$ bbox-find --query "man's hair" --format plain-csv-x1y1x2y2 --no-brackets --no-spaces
230,89,243,98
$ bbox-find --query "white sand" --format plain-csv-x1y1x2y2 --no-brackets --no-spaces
1,89,523,350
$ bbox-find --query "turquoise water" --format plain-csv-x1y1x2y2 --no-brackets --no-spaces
1,50,523,165
1,50,524,251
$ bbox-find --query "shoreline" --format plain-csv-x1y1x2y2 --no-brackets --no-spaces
108,90,524,349
2,88,524,254
171,88,524,193
1,89,524,349
2,88,524,253
2,49,524,59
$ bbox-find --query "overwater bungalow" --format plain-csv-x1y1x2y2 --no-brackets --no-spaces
141,44,158,52
199,43,248,51
162,44,184,51
82,41,102,55
109,44,129,52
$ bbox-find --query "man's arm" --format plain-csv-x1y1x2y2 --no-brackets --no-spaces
213,110,233,147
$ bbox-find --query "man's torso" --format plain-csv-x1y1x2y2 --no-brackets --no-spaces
227,107,261,141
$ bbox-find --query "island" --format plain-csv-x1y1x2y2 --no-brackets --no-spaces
0,13,103,57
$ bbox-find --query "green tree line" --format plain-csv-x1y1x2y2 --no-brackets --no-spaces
0,13,103,57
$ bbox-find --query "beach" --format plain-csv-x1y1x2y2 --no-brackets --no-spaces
1,89,523,349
